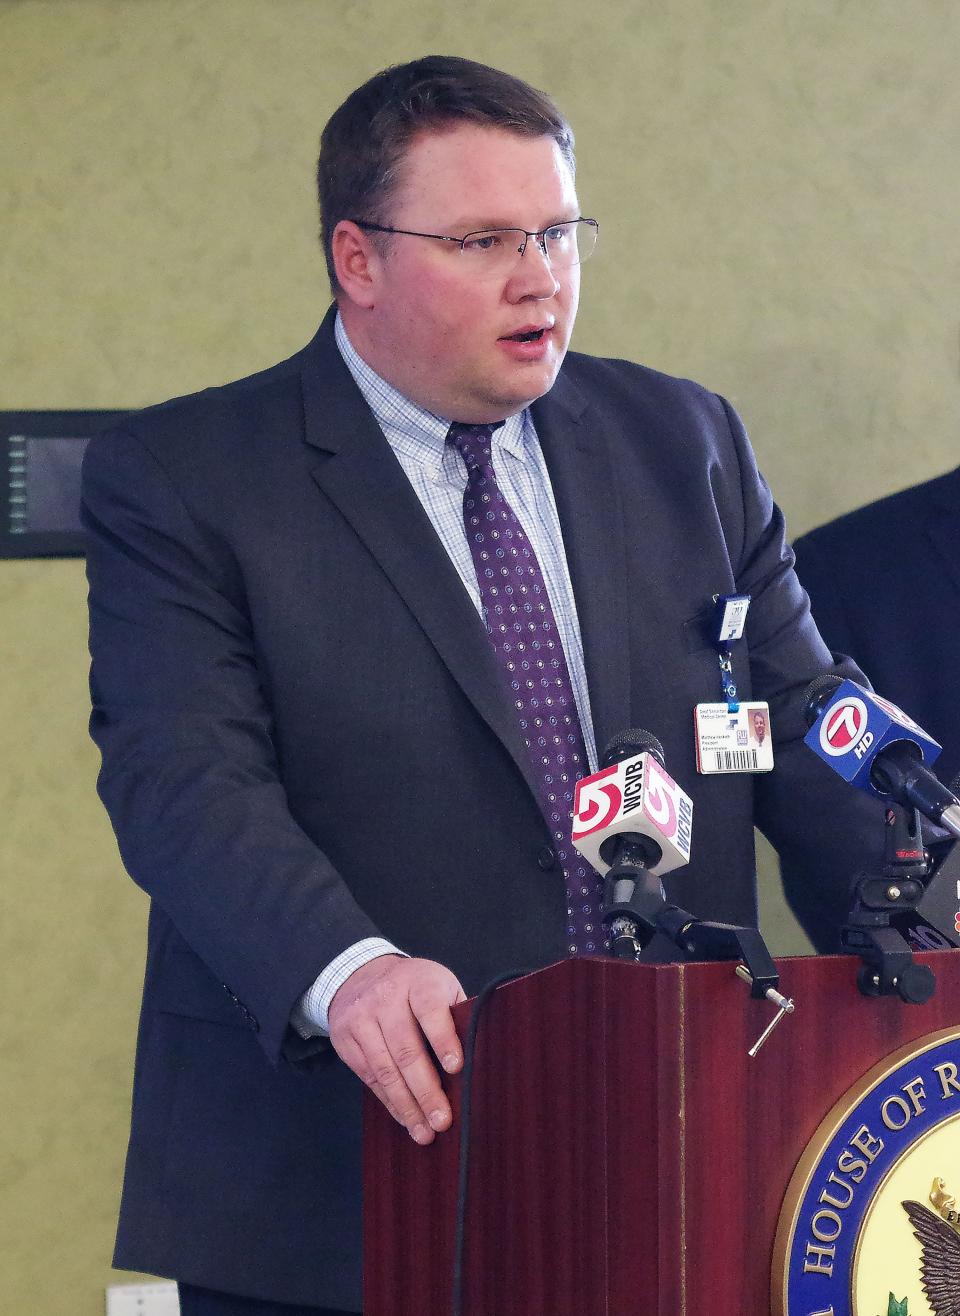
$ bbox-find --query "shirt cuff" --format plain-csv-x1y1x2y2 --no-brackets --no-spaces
291,937,407,1038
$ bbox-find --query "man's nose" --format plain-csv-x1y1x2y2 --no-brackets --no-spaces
509,235,560,299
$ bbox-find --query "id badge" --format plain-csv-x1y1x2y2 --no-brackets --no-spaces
694,701,774,774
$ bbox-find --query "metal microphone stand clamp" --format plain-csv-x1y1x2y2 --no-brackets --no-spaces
842,803,936,1004
601,849,795,1055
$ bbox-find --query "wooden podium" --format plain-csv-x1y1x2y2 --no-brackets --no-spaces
363,951,960,1314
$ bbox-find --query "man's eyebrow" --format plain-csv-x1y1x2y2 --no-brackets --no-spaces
444,214,581,233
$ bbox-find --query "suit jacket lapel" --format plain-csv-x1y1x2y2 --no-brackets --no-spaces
298,320,545,804
532,373,632,761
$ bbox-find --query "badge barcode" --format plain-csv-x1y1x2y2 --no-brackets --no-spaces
714,749,759,772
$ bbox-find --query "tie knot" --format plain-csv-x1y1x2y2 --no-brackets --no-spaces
447,422,500,473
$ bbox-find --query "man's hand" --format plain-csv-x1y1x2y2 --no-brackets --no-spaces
328,955,467,1145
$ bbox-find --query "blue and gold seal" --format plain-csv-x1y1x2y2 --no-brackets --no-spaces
774,1027,960,1315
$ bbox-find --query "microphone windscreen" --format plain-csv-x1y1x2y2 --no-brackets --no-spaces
802,673,844,727
601,728,664,769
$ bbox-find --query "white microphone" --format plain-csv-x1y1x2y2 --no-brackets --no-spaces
572,730,693,878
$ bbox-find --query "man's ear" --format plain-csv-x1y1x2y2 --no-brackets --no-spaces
332,220,380,309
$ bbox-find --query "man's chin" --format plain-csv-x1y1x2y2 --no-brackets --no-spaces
480,357,564,418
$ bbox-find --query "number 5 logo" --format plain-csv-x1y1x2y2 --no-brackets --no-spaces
572,766,621,840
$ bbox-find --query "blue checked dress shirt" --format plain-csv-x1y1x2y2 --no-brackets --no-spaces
293,315,598,1034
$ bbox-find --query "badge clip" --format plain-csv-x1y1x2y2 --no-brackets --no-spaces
710,594,750,712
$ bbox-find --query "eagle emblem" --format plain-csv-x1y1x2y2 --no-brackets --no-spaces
901,1178,960,1315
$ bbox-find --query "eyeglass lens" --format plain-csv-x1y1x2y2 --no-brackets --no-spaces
462,220,597,270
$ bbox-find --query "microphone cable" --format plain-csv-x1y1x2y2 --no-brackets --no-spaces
451,966,535,1316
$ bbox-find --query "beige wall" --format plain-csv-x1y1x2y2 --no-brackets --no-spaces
1,2,957,1310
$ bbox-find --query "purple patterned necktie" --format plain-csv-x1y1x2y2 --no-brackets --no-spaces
448,422,606,955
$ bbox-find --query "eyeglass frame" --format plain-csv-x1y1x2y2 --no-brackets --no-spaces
349,216,599,266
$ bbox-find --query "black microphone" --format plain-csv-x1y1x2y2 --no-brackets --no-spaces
600,727,665,768
583,729,676,959
597,729,669,873
575,731,780,997
571,729,693,882
804,675,960,839
804,678,960,992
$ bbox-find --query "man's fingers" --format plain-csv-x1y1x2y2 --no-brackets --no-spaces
379,1011,453,1133
350,1018,439,1144
329,1031,406,1128
411,995,465,1075
326,956,468,1144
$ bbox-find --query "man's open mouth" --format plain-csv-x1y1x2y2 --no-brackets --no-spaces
502,328,547,343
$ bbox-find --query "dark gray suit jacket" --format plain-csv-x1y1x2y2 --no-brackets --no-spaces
83,312,878,1308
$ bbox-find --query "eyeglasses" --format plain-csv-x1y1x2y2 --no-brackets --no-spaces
351,217,599,277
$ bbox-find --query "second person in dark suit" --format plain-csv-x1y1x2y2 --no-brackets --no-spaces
793,465,960,782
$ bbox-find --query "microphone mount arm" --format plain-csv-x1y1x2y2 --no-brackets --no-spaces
842,802,936,1004
601,860,780,999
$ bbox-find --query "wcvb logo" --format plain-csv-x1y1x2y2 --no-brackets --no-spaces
572,765,622,840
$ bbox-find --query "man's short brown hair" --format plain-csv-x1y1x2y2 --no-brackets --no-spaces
317,55,576,292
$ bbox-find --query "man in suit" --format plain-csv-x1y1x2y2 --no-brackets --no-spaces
83,56,879,1315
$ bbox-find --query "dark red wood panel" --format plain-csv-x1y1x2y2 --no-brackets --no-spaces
363,950,960,1315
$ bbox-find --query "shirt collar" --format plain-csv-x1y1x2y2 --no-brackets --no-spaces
334,312,529,475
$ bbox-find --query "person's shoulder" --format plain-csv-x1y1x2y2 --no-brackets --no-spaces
557,348,729,428
122,338,314,448
561,347,714,398
84,323,336,481
795,466,960,558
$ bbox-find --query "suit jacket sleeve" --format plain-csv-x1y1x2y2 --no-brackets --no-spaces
83,424,383,1064
708,398,885,950
721,429,884,947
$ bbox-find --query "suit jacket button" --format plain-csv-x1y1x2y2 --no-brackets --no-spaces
537,846,557,871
